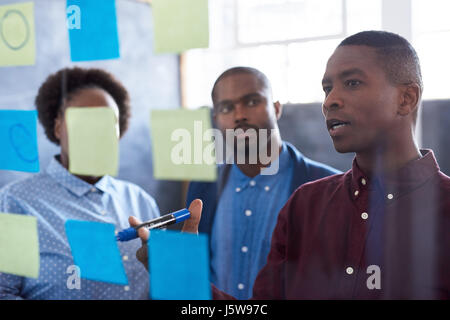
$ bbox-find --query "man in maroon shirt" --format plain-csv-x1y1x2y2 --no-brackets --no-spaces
247,30,450,299
132,30,450,299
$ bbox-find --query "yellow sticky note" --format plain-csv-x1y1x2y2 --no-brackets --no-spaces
66,107,119,177
152,0,209,53
0,2,36,67
150,108,217,182
0,213,39,278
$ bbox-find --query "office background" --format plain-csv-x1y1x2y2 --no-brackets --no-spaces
0,0,449,213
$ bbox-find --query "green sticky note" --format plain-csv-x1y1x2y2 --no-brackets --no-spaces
0,2,36,67
66,107,119,177
152,0,209,53
0,213,39,278
150,108,217,182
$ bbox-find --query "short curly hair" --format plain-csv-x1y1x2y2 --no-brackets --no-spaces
35,67,131,145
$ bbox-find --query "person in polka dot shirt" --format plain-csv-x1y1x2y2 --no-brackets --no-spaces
0,67,160,299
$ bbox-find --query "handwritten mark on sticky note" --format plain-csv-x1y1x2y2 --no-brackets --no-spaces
0,213,39,278
65,220,128,285
66,107,119,177
149,229,211,300
66,0,120,61
0,110,39,173
0,2,36,66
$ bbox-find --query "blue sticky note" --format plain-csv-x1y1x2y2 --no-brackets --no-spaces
65,220,128,285
149,230,211,300
0,110,39,173
66,0,120,61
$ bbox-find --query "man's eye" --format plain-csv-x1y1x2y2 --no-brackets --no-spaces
346,80,361,87
323,86,332,96
219,104,232,114
247,98,260,107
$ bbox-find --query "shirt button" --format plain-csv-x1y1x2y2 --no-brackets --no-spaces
241,246,248,253
361,178,367,186
123,255,129,261
124,286,130,291
237,283,245,290
100,210,107,215
354,190,359,197
235,187,241,193
245,210,252,217
346,267,354,275
264,186,270,192
361,212,368,220
387,193,394,200
91,187,97,193
249,180,256,187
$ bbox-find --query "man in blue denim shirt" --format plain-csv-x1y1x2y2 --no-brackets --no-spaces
186,67,340,299
0,68,159,299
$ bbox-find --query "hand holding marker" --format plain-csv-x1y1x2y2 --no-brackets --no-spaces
116,208,191,242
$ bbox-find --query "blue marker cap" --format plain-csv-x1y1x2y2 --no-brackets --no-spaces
173,208,191,223
116,227,138,242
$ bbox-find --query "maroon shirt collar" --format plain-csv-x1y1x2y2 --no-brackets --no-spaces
348,149,440,200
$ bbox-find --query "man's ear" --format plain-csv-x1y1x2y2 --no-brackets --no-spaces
274,101,283,120
398,83,420,117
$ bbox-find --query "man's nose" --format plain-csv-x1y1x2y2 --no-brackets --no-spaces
234,103,248,124
322,89,344,116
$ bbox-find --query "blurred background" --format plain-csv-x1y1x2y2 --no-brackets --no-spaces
1,0,449,214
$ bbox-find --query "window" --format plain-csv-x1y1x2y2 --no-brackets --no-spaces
412,0,450,100
183,0,386,107
236,0,345,45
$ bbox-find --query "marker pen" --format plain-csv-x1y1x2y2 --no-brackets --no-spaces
116,208,190,242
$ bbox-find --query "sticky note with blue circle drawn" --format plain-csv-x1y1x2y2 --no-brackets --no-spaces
0,2,36,66
65,220,128,285
149,230,211,300
0,110,39,173
66,0,120,61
